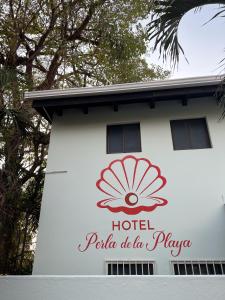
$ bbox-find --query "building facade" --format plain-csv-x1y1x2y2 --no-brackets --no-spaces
25,75,225,276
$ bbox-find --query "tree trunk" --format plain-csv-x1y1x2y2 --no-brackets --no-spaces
19,212,29,271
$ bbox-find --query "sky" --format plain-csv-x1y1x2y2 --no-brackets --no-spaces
146,4,225,79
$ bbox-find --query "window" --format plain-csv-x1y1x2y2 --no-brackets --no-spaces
106,261,154,275
107,123,141,154
172,261,225,275
170,118,211,150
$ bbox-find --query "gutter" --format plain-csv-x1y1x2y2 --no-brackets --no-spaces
24,75,224,101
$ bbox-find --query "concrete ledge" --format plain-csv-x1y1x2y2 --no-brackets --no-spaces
1,275,225,300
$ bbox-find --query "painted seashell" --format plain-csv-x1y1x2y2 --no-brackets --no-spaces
96,155,168,215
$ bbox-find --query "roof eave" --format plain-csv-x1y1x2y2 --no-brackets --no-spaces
24,75,224,102
24,75,224,123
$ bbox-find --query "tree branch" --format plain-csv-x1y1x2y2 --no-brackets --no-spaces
66,0,106,41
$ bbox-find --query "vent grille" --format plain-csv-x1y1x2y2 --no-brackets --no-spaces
106,261,154,275
172,261,225,275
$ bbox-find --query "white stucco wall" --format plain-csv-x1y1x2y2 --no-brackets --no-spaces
1,276,225,300
33,97,225,275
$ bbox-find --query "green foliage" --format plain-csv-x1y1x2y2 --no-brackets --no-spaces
0,0,169,274
0,0,168,89
147,0,225,66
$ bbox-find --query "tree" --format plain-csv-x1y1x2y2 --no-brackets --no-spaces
147,0,225,66
0,0,169,274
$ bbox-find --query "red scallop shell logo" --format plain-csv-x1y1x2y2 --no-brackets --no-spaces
96,155,168,215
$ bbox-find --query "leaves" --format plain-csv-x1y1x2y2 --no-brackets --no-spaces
147,0,225,67
0,0,169,274
0,0,169,89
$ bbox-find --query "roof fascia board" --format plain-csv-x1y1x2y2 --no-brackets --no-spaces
24,75,224,101
32,85,219,108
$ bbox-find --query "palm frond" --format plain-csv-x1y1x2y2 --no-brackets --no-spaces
203,6,225,25
148,0,225,66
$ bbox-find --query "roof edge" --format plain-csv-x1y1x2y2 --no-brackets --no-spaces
24,75,224,101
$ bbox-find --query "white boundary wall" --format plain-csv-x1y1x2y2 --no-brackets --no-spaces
1,276,225,300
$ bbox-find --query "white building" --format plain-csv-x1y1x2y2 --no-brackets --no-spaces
1,75,225,299
29,75,225,276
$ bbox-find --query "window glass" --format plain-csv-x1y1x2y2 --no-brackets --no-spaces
124,264,130,275
136,264,142,275
170,118,211,150
124,124,141,153
143,264,149,275
170,120,190,150
107,123,141,154
189,119,211,149
130,263,136,275
112,264,117,275
118,263,123,275
107,125,123,153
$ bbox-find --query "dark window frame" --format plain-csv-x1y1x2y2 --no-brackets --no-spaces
170,118,212,151
106,123,142,154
